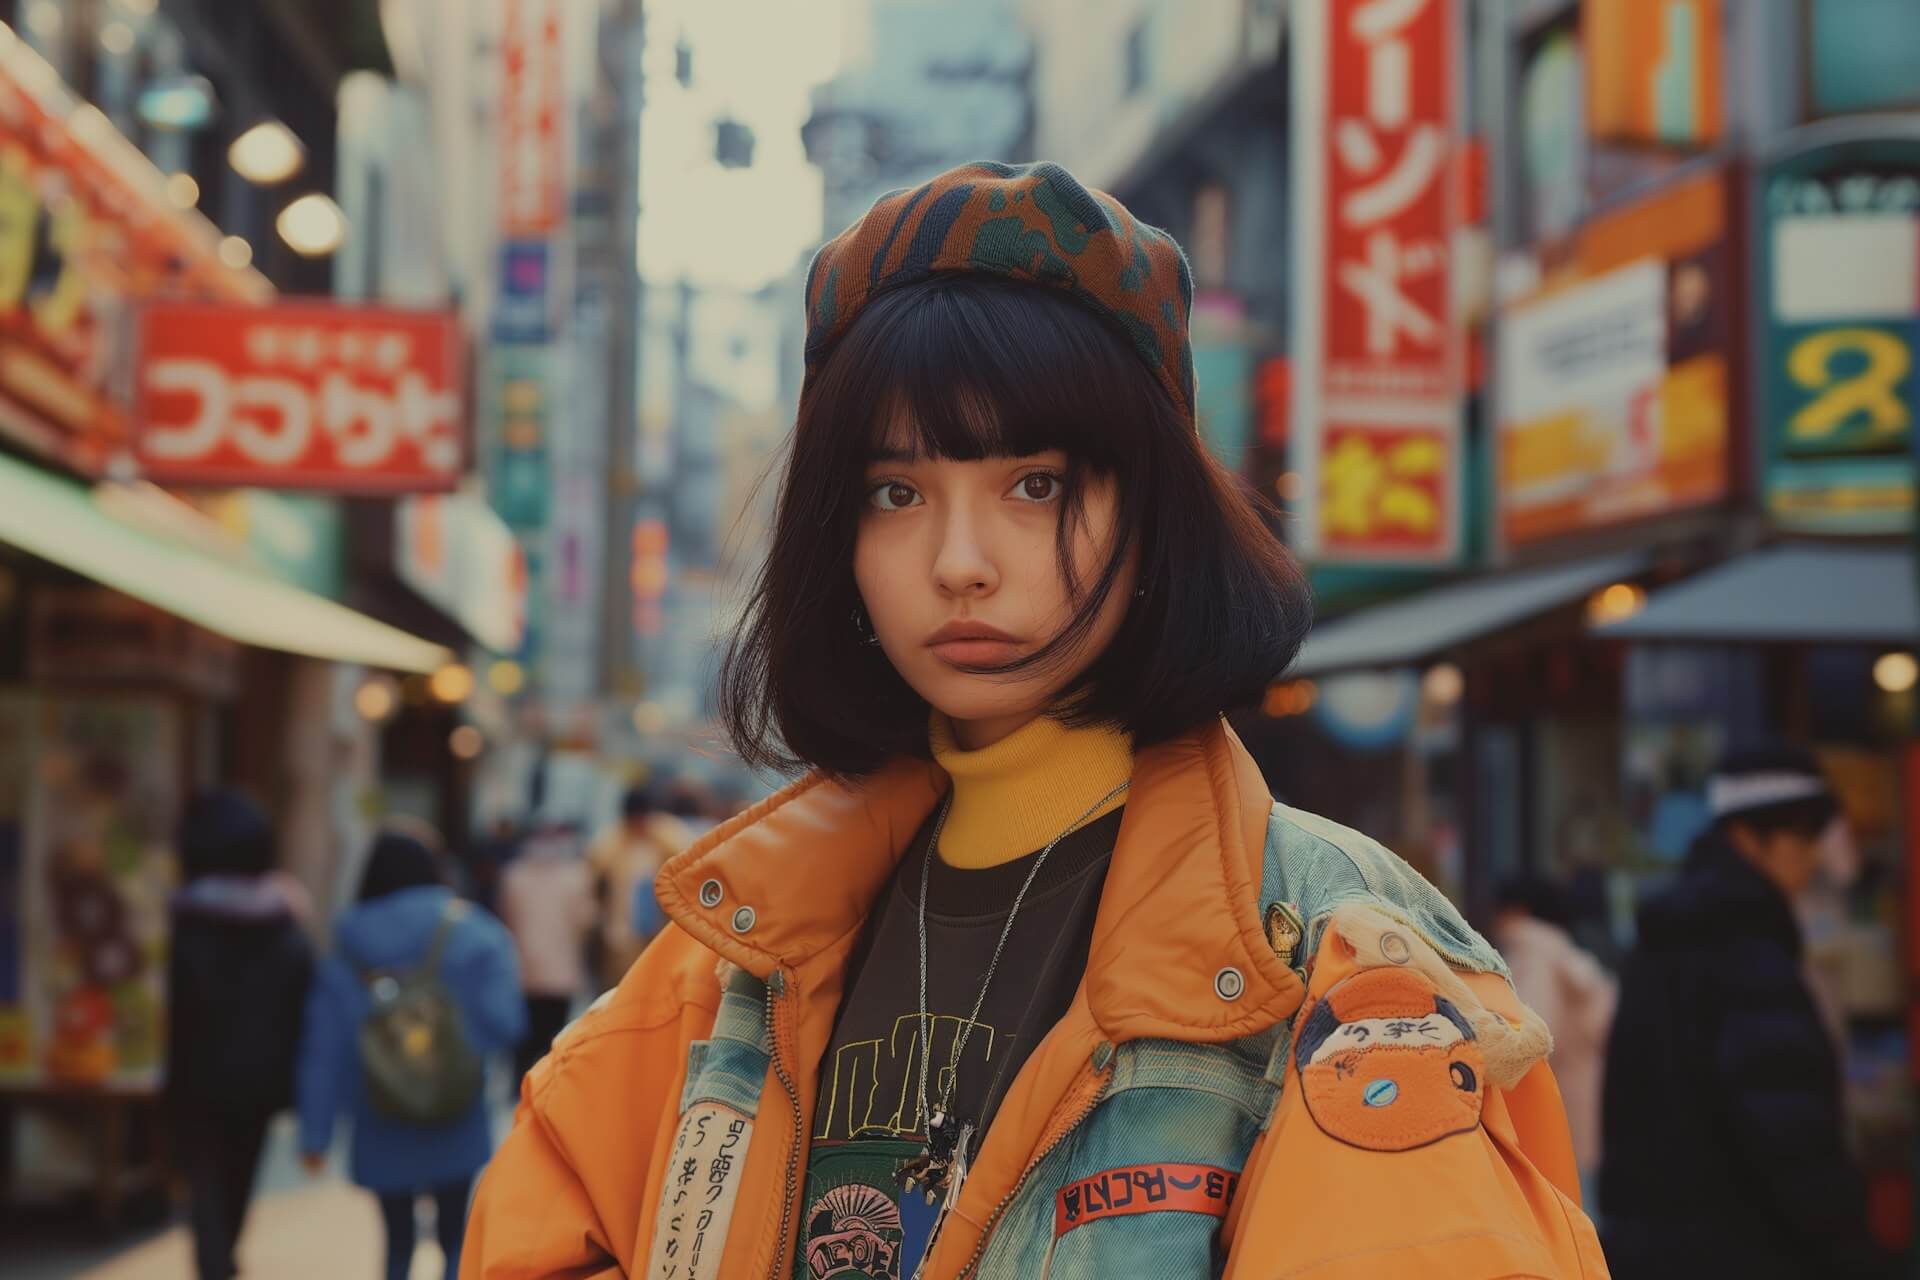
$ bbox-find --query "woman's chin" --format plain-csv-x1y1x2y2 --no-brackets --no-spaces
918,681,1051,737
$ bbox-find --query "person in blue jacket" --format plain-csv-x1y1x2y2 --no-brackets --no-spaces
297,822,525,1280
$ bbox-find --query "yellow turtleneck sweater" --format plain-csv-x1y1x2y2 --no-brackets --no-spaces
928,712,1134,869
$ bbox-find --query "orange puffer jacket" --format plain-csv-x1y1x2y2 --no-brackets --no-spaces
463,720,1608,1279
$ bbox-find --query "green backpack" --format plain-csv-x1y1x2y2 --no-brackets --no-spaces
354,900,485,1125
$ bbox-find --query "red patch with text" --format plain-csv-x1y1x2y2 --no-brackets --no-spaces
1052,1163,1238,1238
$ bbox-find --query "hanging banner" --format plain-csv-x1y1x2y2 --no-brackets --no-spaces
134,301,467,493
1291,0,1465,563
1496,166,1734,547
1756,130,1920,535
498,0,568,238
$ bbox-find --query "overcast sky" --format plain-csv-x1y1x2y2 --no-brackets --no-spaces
636,0,858,290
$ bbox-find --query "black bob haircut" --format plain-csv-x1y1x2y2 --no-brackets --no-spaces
720,274,1313,778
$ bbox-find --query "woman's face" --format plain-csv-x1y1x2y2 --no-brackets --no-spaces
853,430,1135,749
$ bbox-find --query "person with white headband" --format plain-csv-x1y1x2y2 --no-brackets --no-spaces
1599,745,1893,1279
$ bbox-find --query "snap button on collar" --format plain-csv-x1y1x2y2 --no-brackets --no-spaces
698,878,724,908
1380,931,1412,965
731,905,757,934
1214,966,1245,1001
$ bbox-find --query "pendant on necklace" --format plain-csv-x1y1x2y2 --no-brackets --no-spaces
896,1109,968,1206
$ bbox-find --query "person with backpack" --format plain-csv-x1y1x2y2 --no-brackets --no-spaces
297,822,524,1280
167,788,314,1280
462,161,1605,1278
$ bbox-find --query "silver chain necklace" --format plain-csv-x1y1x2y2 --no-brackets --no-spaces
896,777,1130,1215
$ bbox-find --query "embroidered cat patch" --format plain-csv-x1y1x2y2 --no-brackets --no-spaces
1293,966,1485,1152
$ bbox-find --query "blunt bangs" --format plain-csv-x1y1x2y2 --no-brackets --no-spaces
721,273,1314,778
810,274,1141,471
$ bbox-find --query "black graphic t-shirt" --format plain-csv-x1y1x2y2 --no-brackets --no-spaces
794,804,1122,1280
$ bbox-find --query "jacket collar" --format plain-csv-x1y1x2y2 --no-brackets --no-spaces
655,718,1301,1042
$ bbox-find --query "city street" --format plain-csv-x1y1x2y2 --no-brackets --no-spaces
0,0,1914,1275
4,1110,475,1280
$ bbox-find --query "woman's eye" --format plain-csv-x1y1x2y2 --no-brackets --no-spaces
868,481,920,511
1011,472,1063,503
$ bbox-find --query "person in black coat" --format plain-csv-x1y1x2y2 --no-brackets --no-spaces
166,789,315,1280
1600,746,1893,1279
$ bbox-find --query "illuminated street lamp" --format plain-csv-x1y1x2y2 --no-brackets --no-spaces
165,172,200,209
354,676,398,723
429,663,475,705
217,235,253,269
276,193,347,257
1874,652,1917,695
228,120,305,184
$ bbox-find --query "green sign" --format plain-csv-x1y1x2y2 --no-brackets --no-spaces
485,344,552,533
1757,135,1919,534
235,492,344,599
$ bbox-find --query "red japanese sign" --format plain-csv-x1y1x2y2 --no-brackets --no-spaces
1292,0,1464,563
499,0,567,237
134,302,466,493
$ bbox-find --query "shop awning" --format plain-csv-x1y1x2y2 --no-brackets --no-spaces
0,450,450,672
1290,552,1647,677
1594,544,1918,643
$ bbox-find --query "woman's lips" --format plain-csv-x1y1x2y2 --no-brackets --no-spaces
925,622,1023,667
928,638,1023,666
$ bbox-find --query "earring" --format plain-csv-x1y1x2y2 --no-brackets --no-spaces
851,606,881,646
1135,586,1147,599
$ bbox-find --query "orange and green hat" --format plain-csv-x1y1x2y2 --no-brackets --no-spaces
803,160,1196,422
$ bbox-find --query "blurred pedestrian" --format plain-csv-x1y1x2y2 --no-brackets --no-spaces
498,823,596,1079
1493,874,1616,1207
297,822,524,1280
659,776,719,836
166,788,314,1280
1602,745,1893,1278
587,784,692,989
464,815,520,917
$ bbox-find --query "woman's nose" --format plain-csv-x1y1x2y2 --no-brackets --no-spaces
931,507,999,598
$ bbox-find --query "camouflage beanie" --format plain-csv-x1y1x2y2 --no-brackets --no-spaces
802,161,1196,422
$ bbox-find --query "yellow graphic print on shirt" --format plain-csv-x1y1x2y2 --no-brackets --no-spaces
813,1012,1007,1142
799,1013,1009,1280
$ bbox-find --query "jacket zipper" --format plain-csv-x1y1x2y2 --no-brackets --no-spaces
764,968,804,1280
952,1066,1111,1280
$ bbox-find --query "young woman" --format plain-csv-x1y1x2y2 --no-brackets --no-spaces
298,824,525,1280
464,162,1606,1279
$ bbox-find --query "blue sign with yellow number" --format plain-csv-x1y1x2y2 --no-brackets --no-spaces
1757,131,1920,535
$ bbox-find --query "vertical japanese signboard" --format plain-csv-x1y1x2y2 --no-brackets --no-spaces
1292,0,1465,563
498,0,567,238
1756,131,1920,535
